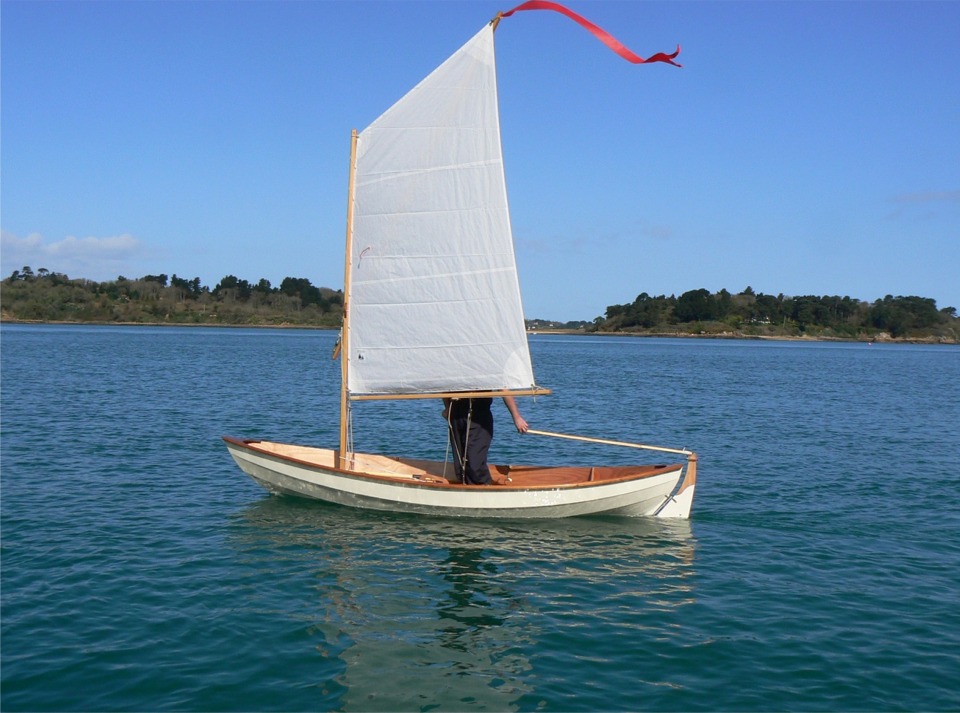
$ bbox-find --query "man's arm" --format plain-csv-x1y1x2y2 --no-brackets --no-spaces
502,395,529,434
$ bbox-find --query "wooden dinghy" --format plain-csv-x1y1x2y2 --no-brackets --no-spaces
224,435,696,519
224,4,696,519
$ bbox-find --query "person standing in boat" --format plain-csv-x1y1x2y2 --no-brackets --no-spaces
443,396,528,485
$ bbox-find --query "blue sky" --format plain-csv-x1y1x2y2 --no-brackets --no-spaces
3,0,958,321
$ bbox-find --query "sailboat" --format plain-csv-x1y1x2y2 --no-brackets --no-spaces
224,1,697,518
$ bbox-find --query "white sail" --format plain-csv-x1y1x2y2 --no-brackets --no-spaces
346,25,536,396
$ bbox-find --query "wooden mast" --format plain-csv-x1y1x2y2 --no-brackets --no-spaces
339,129,359,466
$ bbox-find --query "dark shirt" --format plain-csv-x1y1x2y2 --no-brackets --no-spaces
449,397,492,420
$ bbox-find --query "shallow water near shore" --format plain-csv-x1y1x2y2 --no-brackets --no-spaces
2,324,959,711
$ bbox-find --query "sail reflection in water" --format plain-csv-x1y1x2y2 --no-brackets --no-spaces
230,500,696,708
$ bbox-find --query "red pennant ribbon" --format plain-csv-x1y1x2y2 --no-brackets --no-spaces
500,0,681,67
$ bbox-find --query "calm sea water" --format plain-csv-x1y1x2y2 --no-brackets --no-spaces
2,324,959,712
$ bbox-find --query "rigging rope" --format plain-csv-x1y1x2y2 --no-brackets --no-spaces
443,405,453,480
444,398,472,484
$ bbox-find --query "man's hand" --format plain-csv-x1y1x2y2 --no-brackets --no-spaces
513,414,529,434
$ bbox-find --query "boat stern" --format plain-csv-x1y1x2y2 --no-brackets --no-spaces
654,453,697,519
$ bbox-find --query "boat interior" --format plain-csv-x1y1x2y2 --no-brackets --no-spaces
236,439,681,488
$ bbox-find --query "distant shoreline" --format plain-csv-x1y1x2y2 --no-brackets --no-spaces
3,318,956,345
528,328,959,345
544,332,958,345
0,317,337,331
5,272,955,343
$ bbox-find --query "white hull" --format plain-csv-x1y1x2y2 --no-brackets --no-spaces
223,437,696,519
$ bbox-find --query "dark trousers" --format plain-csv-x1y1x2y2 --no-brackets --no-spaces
449,402,494,485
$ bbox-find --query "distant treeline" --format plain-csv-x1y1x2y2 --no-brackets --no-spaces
597,287,957,340
1,267,343,327
2,268,957,341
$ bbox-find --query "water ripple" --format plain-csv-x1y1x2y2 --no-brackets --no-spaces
3,327,959,711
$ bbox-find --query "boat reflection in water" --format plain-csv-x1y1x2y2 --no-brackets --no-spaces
230,498,696,709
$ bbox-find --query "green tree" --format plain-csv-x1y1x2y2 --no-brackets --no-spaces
869,295,940,337
674,289,717,323
280,277,322,307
